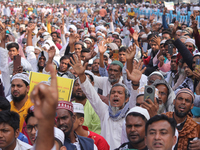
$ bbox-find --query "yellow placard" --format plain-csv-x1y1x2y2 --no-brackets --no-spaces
29,72,74,101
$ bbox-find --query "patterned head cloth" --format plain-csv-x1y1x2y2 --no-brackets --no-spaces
57,101,73,113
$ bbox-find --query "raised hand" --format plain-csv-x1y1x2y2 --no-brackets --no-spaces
60,24,64,34
163,7,167,15
132,31,139,41
48,46,56,59
69,33,79,46
126,60,146,84
84,50,97,62
158,55,165,62
27,24,36,33
30,64,58,120
98,40,107,54
126,43,136,60
0,21,6,42
69,54,87,76
172,21,179,39
152,35,161,46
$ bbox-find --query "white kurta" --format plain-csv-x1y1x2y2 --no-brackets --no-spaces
79,77,137,150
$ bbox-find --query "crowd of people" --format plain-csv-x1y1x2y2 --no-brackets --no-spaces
0,1,200,150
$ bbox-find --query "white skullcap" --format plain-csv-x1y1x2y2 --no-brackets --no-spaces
103,52,109,58
54,127,65,145
101,33,106,38
113,32,119,36
185,38,196,46
84,38,93,43
193,6,199,11
157,21,162,24
42,32,50,36
11,73,30,84
96,31,102,35
42,44,50,50
149,71,164,79
20,24,26,30
90,25,95,28
125,106,150,120
73,103,84,114
35,46,42,52
160,40,166,45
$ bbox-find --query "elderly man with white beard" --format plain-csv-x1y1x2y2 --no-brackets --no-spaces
69,54,146,150
152,79,175,114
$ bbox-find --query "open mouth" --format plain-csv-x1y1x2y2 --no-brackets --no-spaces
153,142,163,148
179,105,186,112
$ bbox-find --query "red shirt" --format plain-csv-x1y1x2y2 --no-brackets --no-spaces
82,126,110,150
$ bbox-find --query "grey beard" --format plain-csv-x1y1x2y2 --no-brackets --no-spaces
110,102,125,115
157,103,166,114
178,66,185,74
108,78,118,84
111,106,120,115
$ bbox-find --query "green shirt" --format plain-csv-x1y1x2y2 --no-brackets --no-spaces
83,100,101,135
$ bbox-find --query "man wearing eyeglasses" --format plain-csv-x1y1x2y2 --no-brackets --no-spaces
24,106,38,145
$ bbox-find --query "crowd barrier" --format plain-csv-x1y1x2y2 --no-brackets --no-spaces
134,8,200,28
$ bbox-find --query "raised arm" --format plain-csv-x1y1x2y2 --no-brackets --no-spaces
31,64,58,150
69,55,108,119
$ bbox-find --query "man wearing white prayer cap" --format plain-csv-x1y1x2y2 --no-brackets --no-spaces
118,106,150,150
72,103,110,150
10,73,33,132
185,38,197,54
54,127,66,150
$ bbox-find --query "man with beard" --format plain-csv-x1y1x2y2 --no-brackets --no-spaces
69,54,145,149
56,101,97,150
165,55,179,88
116,107,150,150
72,78,101,134
91,58,100,76
175,62,195,94
165,88,200,149
153,79,175,114
10,73,33,132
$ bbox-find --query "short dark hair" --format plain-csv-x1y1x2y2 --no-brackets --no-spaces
0,110,20,131
25,111,34,124
147,33,155,41
119,46,127,53
81,48,90,53
0,96,10,111
7,42,19,51
114,38,122,43
126,112,147,123
89,36,97,42
60,55,70,62
51,32,59,38
145,114,177,136
162,31,172,38
75,112,84,118
164,39,175,48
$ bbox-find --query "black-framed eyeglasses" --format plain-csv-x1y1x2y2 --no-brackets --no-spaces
24,125,38,133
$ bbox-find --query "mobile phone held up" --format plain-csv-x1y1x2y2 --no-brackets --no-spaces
144,85,155,103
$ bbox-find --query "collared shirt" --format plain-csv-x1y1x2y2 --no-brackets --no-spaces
10,97,34,132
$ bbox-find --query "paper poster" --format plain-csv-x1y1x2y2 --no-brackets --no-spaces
29,72,74,102
164,2,174,11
